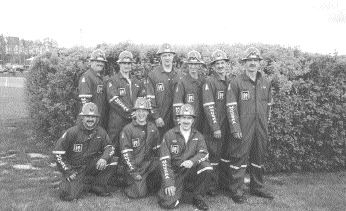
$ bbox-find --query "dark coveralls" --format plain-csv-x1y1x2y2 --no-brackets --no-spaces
119,120,161,198
106,72,146,154
226,72,273,195
202,73,231,190
173,73,205,132
52,123,116,200
78,69,108,129
158,127,212,208
146,66,182,139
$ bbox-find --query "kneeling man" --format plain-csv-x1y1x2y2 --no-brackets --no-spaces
120,97,161,198
158,104,212,210
53,102,117,201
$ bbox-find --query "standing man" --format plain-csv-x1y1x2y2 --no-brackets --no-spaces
52,102,117,201
202,49,231,196
78,49,108,129
120,97,161,199
146,43,181,139
158,104,212,210
173,50,205,132
226,47,274,203
106,50,146,157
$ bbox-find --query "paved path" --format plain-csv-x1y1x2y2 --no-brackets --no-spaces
0,77,25,88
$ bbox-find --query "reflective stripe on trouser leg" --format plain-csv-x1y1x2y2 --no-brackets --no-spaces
249,127,267,191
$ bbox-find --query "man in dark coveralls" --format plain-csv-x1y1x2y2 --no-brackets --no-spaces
120,97,161,199
226,47,274,203
146,43,182,139
52,102,117,201
173,50,205,132
158,104,212,211
202,49,231,196
78,49,108,129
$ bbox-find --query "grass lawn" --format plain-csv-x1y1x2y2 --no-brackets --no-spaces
1,86,345,210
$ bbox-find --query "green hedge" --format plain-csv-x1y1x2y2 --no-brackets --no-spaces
25,42,346,172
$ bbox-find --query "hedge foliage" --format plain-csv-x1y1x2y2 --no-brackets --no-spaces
25,42,346,172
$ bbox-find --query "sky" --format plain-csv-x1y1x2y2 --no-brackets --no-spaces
1,0,346,55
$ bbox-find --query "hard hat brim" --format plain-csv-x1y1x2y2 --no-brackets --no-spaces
177,114,196,117
210,58,229,65
117,59,135,63
79,113,101,117
90,58,107,63
240,57,263,62
157,51,176,55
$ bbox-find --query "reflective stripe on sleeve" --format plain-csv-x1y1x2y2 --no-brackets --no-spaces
251,163,262,168
226,102,237,106
230,165,240,170
160,156,170,161
121,149,133,154
79,94,92,98
210,162,219,166
203,102,215,107
173,103,184,107
52,151,66,155
197,166,213,174
220,158,230,163
109,96,119,103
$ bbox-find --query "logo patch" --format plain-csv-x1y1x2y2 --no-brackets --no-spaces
156,83,164,92
119,88,126,96
171,145,180,154
132,138,140,147
241,91,250,100
187,94,194,103
73,144,83,152
217,91,224,100
97,85,103,93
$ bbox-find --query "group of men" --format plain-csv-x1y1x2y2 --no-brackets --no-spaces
52,43,274,210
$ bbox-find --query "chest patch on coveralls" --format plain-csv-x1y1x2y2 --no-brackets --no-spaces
73,144,83,152
241,91,250,101
187,94,194,103
119,88,126,96
156,83,164,92
171,145,180,154
132,138,140,147
97,85,103,93
217,91,224,100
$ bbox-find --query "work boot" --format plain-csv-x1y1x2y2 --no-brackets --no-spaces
90,186,111,197
193,197,209,211
229,191,247,204
250,189,274,199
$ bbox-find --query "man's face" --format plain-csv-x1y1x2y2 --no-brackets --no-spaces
119,62,132,75
160,53,174,67
179,115,194,131
245,59,260,73
82,115,98,130
135,109,149,124
90,61,105,73
213,60,227,75
188,63,200,75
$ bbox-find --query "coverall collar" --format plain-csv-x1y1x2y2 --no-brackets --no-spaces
241,71,263,82
131,119,148,127
173,126,198,138
88,68,103,79
159,65,176,74
213,72,227,82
